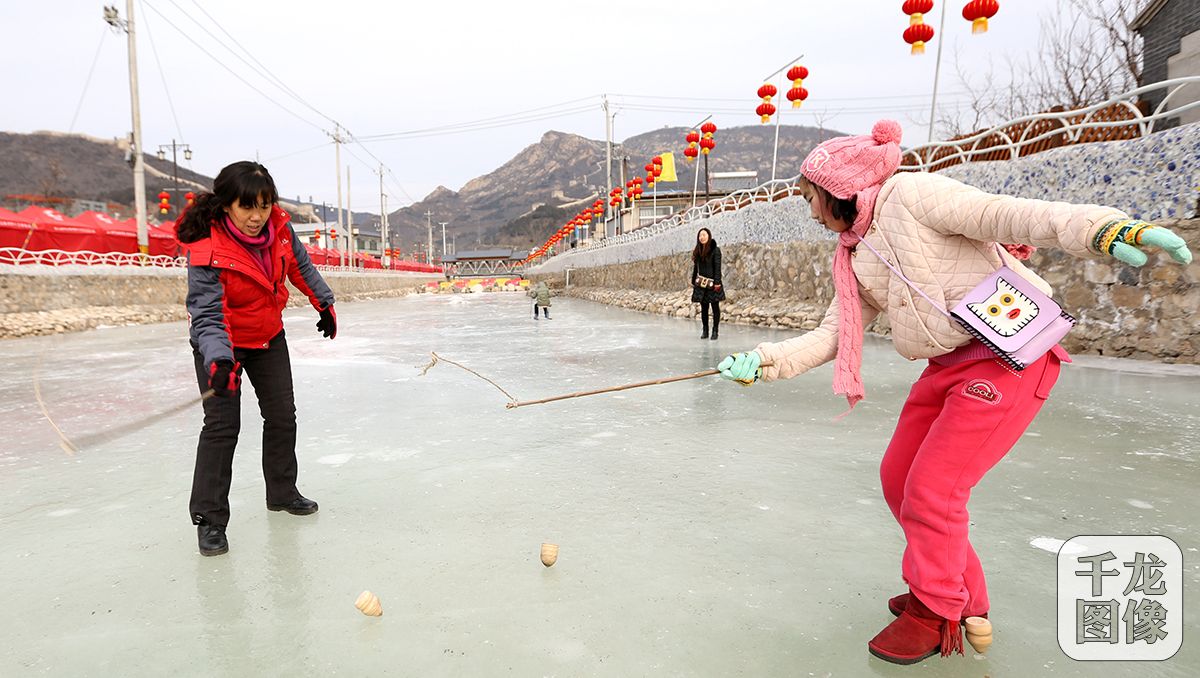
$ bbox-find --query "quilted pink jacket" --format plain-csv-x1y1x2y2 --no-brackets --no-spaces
756,171,1125,381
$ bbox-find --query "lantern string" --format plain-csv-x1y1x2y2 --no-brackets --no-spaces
418,352,518,405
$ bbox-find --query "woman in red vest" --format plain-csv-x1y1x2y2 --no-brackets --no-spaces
177,161,336,557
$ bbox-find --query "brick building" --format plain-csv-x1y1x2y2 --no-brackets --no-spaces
1133,0,1200,126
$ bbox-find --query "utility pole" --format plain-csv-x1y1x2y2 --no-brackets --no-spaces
346,165,354,269
321,201,328,248
424,210,433,264
378,164,387,265
617,156,627,236
603,94,613,241
439,222,447,261
927,1,948,143
333,124,345,267
105,3,148,257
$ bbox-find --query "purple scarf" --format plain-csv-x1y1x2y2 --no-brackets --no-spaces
222,216,275,280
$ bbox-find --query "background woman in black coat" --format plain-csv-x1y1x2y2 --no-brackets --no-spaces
690,228,725,340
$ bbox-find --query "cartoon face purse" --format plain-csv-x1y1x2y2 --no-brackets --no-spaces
696,275,715,288
858,237,1074,370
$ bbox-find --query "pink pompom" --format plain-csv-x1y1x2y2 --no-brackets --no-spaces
872,119,903,145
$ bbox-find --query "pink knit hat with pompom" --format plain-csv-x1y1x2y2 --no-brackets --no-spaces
801,120,903,200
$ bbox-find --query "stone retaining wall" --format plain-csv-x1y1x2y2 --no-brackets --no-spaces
0,269,441,339
535,219,1200,363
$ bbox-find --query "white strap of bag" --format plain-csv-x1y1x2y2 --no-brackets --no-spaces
853,234,1008,321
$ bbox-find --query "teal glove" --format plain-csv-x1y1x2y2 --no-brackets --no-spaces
1096,220,1193,267
717,351,762,385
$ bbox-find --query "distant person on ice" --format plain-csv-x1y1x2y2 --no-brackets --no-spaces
690,227,724,340
716,120,1192,664
177,161,338,557
530,280,552,319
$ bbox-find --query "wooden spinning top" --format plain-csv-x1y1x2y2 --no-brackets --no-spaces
540,543,559,567
355,590,383,617
964,616,992,654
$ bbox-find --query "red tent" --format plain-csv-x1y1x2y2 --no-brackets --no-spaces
71,211,179,256
10,207,108,252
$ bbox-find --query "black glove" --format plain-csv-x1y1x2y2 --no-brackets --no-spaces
317,304,337,339
208,360,240,398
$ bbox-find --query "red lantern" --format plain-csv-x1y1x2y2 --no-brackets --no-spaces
904,22,935,55
756,83,778,124
644,163,654,173
633,177,643,185
787,87,809,107
184,191,196,206
158,190,171,214
903,0,934,21
684,145,699,161
786,65,809,108
903,0,936,55
314,228,322,238
330,227,337,240
700,122,717,155
685,131,700,143
962,0,998,33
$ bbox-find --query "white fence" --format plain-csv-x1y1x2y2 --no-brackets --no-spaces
0,247,442,276
900,76,1200,172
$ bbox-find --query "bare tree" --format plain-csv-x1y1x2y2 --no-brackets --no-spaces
936,0,1143,139
1023,0,1143,110
37,159,66,203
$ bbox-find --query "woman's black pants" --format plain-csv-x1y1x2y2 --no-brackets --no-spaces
189,331,301,527
700,299,720,330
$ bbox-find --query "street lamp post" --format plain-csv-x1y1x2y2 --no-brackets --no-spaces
156,139,192,217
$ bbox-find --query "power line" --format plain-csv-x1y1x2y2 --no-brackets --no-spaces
138,0,187,147
360,105,597,142
141,0,328,133
68,28,110,133
263,141,333,163
172,0,340,129
356,96,600,140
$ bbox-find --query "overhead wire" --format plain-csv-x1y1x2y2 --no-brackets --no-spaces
138,0,189,166
184,0,336,127
68,28,110,133
140,0,328,133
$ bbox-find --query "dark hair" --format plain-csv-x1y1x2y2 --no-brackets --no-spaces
692,228,715,262
176,161,280,243
799,176,859,226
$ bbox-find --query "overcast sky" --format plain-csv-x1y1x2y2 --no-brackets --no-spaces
3,0,1061,212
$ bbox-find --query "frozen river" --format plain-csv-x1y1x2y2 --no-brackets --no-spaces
1,293,1197,676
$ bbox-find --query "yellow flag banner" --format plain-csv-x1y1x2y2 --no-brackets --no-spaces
657,152,678,182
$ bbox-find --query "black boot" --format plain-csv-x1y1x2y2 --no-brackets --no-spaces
710,325,719,340
267,495,319,515
198,523,228,557
701,325,709,339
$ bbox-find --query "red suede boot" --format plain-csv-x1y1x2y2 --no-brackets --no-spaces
888,592,988,621
869,591,963,665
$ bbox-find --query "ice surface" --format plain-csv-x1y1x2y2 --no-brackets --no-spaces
1,294,1197,675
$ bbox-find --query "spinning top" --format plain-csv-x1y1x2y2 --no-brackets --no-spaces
355,590,383,617
540,543,559,567
964,616,992,654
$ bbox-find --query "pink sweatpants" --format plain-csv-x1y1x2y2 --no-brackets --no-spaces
879,349,1064,621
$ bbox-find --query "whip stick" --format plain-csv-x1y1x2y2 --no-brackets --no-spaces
72,390,216,449
506,362,773,409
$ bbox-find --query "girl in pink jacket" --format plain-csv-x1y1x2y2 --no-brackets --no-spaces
717,120,1192,664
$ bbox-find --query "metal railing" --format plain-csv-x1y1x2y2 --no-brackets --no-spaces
530,77,1199,270
0,248,185,268
899,76,1200,172
0,248,442,275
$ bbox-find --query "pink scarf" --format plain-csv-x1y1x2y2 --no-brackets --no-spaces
831,184,883,411
222,217,275,281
